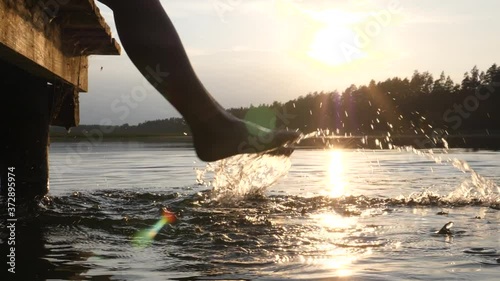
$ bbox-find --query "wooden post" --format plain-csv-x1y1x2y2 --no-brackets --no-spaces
0,0,120,201
0,62,51,200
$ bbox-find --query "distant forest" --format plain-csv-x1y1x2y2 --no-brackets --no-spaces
51,63,500,149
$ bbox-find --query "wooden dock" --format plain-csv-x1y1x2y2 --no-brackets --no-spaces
0,0,120,200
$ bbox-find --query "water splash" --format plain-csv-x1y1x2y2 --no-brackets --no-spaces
296,129,499,207
394,146,500,206
446,159,500,205
196,153,292,204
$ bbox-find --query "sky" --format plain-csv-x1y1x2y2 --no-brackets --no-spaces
80,0,500,125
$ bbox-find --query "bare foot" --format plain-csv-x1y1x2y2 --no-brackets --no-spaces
191,113,300,162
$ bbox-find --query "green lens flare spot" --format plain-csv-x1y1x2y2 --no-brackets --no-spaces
244,107,277,136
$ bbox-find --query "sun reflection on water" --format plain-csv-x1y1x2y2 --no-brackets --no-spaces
312,212,357,230
327,150,348,198
299,212,361,277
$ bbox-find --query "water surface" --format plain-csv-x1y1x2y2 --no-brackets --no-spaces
1,142,499,280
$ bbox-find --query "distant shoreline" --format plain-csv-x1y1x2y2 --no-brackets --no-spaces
50,135,193,143
49,134,500,150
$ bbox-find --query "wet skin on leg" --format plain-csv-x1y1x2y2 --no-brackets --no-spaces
97,0,300,161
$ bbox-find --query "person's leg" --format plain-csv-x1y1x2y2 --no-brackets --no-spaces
98,0,299,161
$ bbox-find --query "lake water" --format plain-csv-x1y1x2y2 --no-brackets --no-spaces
2,142,499,280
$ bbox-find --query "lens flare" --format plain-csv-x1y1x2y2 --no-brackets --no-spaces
133,208,176,247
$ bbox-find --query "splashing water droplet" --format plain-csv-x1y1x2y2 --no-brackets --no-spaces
197,154,292,204
441,138,449,149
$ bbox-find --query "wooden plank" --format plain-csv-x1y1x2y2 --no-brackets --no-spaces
50,83,81,129
58,0,121,55
0,0,120,92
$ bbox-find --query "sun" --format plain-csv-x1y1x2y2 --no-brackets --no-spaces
305,9,367,67
272,1,376,68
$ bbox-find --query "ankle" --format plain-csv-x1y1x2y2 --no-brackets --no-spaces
189,110,234,132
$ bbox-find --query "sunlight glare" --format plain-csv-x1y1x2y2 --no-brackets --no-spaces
273,1,371,67
299,253,355,277
313,212,356,230
327,150,347,198
305,9,366,67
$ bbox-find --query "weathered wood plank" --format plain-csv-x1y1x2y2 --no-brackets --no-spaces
0,0,120,92
50,83,80,129
58,0,121,55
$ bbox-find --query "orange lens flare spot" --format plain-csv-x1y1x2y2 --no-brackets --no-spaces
162,208,177,223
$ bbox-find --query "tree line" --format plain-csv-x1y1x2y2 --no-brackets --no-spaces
236,63,500,136
51,63,500,148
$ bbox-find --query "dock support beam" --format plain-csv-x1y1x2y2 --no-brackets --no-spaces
0,64,51,200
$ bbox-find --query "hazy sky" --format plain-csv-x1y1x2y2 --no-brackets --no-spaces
80,0,500,125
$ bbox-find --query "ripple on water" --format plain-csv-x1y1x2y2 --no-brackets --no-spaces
3,182,499,280
463,247,497,255
463,247,500,267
